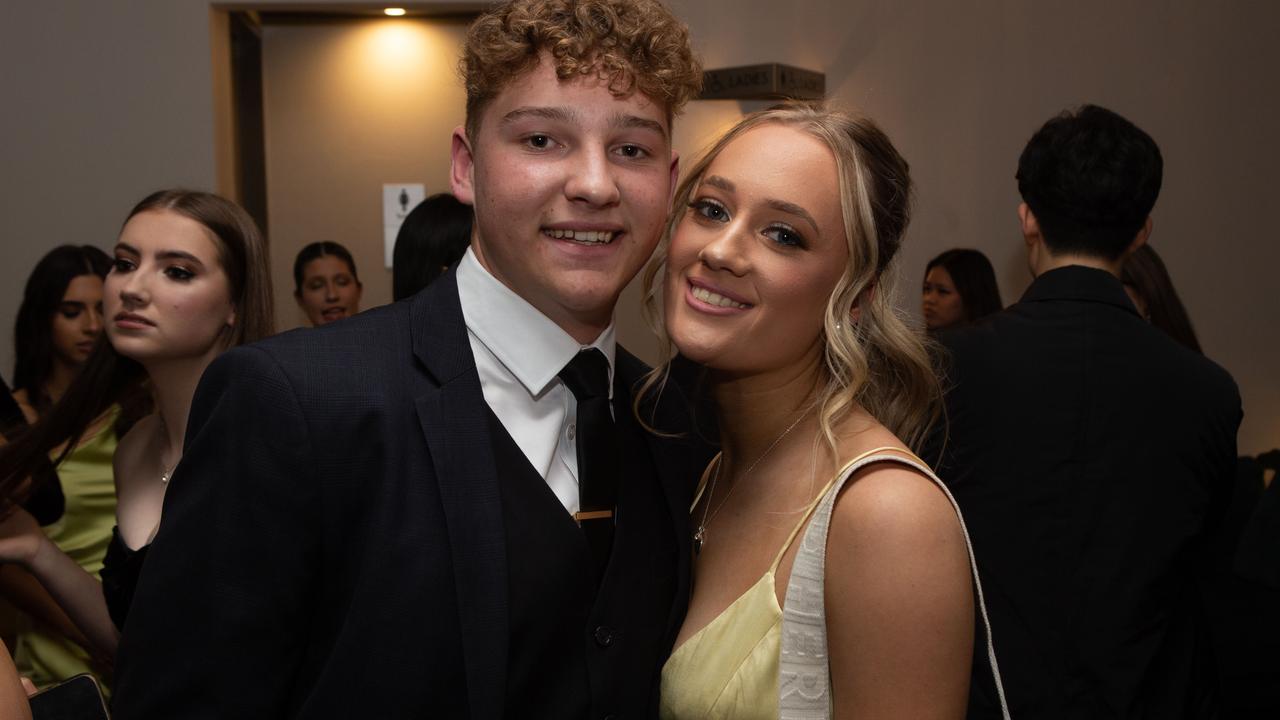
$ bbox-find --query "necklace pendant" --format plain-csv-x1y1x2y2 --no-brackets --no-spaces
693,525,705,556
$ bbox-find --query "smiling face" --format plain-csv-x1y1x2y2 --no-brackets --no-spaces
105,209,237,365
450,54,677,343
50,273,105,368
296,255,362,326
921,265,965,330
664,123,848,375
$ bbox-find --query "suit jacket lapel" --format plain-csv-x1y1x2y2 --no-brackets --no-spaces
411,270,507,720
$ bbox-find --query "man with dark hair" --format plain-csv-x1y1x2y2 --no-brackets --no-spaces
1015,104,1164,262
113,1,709,717
930,105,1242,718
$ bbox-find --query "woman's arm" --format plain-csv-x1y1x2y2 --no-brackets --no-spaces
0,565,91,649
0,638,32,720
825,466,974,719
0,508,119,658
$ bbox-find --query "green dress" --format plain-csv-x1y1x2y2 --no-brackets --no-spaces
14,409,118,688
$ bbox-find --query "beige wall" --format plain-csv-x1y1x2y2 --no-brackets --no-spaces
662,0,1280,456
0,0,219,378
260,16,469,329
2,1,1277,455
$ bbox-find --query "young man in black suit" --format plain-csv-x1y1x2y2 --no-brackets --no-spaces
112,1,708,717
931,105,1242,718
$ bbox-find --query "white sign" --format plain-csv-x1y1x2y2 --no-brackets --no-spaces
382,183,426,268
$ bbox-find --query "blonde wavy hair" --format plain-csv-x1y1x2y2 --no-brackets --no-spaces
459,0,702,141
639,104,941,453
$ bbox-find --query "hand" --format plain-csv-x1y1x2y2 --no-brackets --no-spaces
20,677,36,697
0,507,46,568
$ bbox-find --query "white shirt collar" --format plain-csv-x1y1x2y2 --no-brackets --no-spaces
456,247,615,398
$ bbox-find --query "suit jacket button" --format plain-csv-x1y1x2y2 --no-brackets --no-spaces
593,625,614,647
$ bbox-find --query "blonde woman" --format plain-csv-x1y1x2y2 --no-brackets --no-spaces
648,105,1006,718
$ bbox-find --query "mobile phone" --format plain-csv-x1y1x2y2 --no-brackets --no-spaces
27,673,110,720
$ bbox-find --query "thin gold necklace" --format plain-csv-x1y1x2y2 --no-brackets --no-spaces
693,409,811,556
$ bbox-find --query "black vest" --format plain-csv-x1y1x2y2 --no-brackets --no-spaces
489,391,678,720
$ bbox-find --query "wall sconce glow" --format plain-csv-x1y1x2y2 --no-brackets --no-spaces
384,8,407,16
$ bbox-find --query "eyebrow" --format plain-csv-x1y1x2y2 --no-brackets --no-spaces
500,107,668,141
700,176,820,235
703,175,735,193
115,242,207,267
766,199,819,235
501,106,577,126
611,113,668,141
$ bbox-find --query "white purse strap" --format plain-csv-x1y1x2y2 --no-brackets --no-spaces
778,452,1011,719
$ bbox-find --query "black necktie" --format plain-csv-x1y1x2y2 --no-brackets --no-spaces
558,349,618,581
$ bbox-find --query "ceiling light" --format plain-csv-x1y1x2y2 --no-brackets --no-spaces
384,8,407,16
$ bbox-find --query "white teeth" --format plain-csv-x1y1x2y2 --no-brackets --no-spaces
691,286,749,309
547,229,615,244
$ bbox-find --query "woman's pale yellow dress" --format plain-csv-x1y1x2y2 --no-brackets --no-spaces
660,447,1010,719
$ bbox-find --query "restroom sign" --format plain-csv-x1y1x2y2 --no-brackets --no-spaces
383,183,426,268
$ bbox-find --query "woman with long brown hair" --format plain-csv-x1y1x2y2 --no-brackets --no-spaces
0,190,273,663
1,244,133,688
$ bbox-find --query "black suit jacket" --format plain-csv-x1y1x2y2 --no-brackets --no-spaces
112,269,708,719
928,266,1241,719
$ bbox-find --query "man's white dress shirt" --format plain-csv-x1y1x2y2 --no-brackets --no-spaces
455,247,615,514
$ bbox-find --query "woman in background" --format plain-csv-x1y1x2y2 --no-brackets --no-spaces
392,193,472,301
921,248,1002,331
2,244,129,689
293,241,361,326
0,190,273,662
647,105,1004,718
1121,244,1202,353
10,246,112,422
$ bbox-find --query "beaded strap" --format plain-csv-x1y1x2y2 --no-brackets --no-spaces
778,452,1011,719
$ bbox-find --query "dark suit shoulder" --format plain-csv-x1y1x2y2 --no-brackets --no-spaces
251,301,413,364
1144,328,1241,419
238,302,418,392
939,298,1240,432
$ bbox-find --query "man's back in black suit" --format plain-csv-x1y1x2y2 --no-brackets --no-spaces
931,104,1242,718
933,265,1240,717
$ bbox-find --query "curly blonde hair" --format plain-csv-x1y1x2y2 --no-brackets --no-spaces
638,103,941,452
460,0,702,141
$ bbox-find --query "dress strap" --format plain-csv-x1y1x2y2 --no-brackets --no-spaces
777,452,1012,720
767,446,910,573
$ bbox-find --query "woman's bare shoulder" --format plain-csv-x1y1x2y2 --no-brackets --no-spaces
829,458,961,550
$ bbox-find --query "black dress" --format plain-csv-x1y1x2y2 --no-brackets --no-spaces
99,526,149,631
